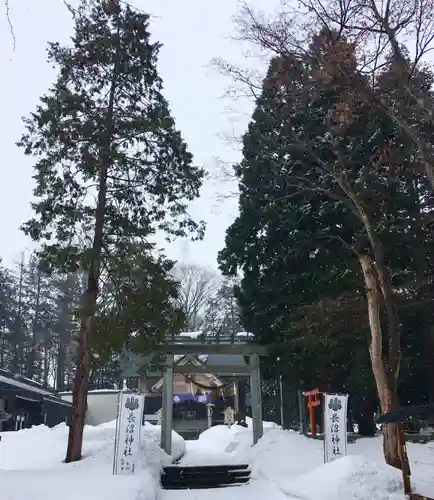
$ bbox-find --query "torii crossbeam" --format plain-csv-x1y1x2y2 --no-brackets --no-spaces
156,335,267,455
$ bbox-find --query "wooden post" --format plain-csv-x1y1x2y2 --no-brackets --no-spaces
206,404,213,428
233,380,239,414
398,423,412,495
138,377,148,395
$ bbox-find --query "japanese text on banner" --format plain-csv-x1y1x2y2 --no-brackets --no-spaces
323,394,348,464
113,393,145,475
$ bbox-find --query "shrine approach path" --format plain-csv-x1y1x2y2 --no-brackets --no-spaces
157,439,293,500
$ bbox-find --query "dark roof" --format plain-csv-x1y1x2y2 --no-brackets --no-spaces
43,394,72,407
0,369,65,401
377,404,434,424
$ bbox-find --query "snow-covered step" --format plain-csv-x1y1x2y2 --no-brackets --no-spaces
160,464,251,490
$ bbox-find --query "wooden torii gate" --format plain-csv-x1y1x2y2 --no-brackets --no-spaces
118,335,268,455
157,338,268,455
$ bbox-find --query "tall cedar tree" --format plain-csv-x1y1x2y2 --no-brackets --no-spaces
18,0,204,462
219,31,426,468
219,52,367,389
375,61,434,401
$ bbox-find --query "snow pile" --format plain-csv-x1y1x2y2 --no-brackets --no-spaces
196,422,407,500
280,455,404,500
1,420,185,500
3,416,434,500
196,417,279,455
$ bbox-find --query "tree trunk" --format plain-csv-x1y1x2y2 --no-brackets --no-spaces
56,340,66,392
65,310,92,462
358,253,402,469
0,337,4,367
382,421,402,469
65,32,120,463
43,346,49,386
56,286,69,392
12,254,25,374
28,267,41,380
65,184,109,463
360,213,401,377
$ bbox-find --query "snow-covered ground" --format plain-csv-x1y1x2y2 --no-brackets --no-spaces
203,420,434,499
0,421,185,500
2,418,434,500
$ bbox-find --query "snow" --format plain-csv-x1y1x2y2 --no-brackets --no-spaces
2,416,434,500
59,389,125,394
282,455,404,500
14,374,46,387
177,331,203,339
0,420,185,500
160,469,285,500
177,419,434,500
235,331,254,337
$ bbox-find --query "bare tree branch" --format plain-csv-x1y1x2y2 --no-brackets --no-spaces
5,0,15,51
225,0,434,195
172,263,220,331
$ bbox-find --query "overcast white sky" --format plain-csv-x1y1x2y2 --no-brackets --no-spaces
0,0,276,271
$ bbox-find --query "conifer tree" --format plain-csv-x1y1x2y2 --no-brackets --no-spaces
51,272,83,392
219,30,427,468
0,261,18,369
18,0,204,462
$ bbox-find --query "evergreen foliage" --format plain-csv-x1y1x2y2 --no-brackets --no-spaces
16,0,205,462
219,31,434,429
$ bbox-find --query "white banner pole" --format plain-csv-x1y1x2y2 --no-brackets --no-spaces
322,393,326,463
113,392,145,475
113,391,122,475
323,393,349,464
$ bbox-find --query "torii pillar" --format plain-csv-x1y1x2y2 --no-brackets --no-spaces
250,353,263,444
158,344,265,454
160,354,174,454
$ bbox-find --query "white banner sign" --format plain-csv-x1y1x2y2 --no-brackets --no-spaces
113,392,145,475
323,393,348,463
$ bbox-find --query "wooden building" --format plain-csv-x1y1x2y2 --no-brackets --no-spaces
0,369,72,431
144,353,245,438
